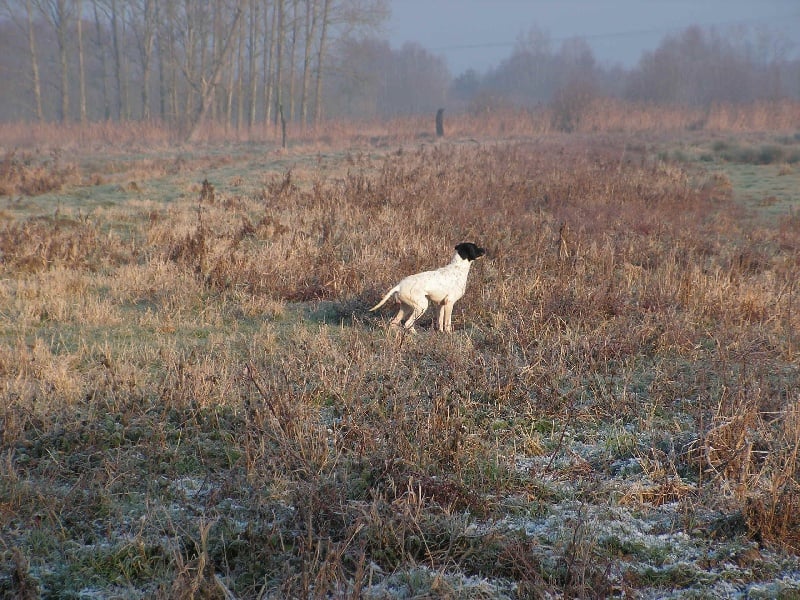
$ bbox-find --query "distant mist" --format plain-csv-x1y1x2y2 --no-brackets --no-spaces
0,1,797,128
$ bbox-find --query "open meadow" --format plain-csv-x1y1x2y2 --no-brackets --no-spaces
1,110,800,598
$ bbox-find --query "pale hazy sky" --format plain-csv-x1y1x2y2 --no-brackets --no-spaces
386,0,800,75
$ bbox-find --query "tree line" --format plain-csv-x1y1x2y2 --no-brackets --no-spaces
1,3,798,136
454,25,800,114
0,0,388,139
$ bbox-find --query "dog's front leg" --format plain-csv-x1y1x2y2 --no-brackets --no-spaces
440,301,454,333
436,297,450,332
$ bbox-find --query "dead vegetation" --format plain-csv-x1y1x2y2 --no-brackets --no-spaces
0,119,799,598
0,149,81,196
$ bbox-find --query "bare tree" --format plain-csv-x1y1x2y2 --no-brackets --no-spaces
0,0,391,126
247,0,259,128
312,0,328,125
131,0,156,119
329,37,448,118
91,0,111,119
179,1,203,125
26,0,45,120
76,0,87,122
273,0,284,126
313,0,388,125
213,0,227,123
262,0,276,126
33,0,74,121
185,0,246,141
108,0,130,119
155,0,178,122
287,0,298,120
1,0,45,120
624,25,774,106
299,0,318,126
236,4,245,130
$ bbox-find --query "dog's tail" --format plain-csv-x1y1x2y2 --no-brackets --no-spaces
369,285,399,312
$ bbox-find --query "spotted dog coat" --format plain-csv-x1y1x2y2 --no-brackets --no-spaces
370,242,485,333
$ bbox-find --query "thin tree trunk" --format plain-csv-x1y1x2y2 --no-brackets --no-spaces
263,0,276,126
313,0,329,126
165,0,179,123
236,9,245,132
92,0,111,119
110,0,127,119
25,0,44,121
299,0,317,127
55,0,70,122
211,0,222,125
183,0,196,127
287,0,298,121
186,2,245,142
273,0,284,127
247,0,258,129
155,0,167,121
198,1,209,123
76,0,87,122
138,0,155,120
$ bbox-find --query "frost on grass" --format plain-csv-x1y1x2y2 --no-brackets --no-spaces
500,410,800,599
459,499,800,598
362,566,516,600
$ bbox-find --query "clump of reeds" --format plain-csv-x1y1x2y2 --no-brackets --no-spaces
0,149,81,196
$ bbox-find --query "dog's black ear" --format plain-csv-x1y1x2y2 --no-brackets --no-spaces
455,242,486,261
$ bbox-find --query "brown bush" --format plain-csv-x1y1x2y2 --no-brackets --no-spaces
0,150,81,196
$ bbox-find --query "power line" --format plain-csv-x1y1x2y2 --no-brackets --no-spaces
430,12,800,53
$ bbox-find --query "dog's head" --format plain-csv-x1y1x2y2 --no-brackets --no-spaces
454,242,486,262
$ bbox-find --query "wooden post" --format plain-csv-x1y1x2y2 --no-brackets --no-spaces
279,103,287,148
435,108,445,137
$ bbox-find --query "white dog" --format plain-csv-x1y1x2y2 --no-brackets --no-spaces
370,242,485,333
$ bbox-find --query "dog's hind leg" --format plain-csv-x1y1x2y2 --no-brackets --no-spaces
401,296,428,332
390,306,407,329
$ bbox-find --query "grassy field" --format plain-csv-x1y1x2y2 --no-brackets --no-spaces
1,119,799,598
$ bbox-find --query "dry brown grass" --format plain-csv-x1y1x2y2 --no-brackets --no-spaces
0,120,175,152
0,150,82,196
1,124,799,597
2,99,799,155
